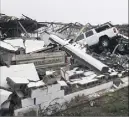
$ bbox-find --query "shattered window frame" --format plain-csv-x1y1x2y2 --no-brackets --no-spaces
85,30,94,37
76,34,84,41
95,24,111,33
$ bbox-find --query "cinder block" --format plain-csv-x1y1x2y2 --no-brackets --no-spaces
31,88,47,98
35,90,64,105
51,90,64,100
52,84,61,90
21,98,34,108
35,94,51,105
47,84,60,94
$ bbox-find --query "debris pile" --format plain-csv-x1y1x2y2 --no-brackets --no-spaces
0,14,128,116
0,63,65,116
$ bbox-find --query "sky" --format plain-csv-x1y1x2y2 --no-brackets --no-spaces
0,0,128,25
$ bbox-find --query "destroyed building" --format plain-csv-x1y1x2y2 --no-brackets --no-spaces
0,14,128,116
0,14,47,39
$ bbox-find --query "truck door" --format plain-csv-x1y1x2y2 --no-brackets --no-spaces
84,30,98,46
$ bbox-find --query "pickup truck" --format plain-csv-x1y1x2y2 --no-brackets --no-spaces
75,22,119,48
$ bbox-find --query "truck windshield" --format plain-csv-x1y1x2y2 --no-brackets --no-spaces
76,34,84,41
85,30,93,37
95,25,111,33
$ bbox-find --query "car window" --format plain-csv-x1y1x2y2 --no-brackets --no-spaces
76,34,84,41
95,25,110,33
85,30,93,37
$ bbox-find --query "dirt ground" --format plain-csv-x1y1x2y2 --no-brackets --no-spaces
54,87,128,116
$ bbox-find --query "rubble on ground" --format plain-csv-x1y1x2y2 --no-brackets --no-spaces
0,14,128,116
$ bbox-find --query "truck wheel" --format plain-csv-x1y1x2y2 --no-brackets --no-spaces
99,37,110,48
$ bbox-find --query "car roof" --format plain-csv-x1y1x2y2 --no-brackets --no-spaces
81,22,114,35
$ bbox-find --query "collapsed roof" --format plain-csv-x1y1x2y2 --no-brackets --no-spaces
0,14,47,38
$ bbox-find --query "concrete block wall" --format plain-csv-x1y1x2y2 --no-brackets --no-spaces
35,85,64,105
38,81,114,112
14,83,63,112
14,79,129,116
51,90,64,100
47,84,61,94
21,98,35,108
35,94,51,105
31,88,48,98
30,83,61,97
13,83,64,116
121,76,128,83
64,81,113,102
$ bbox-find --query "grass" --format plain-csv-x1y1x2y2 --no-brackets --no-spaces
54,87,128,116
